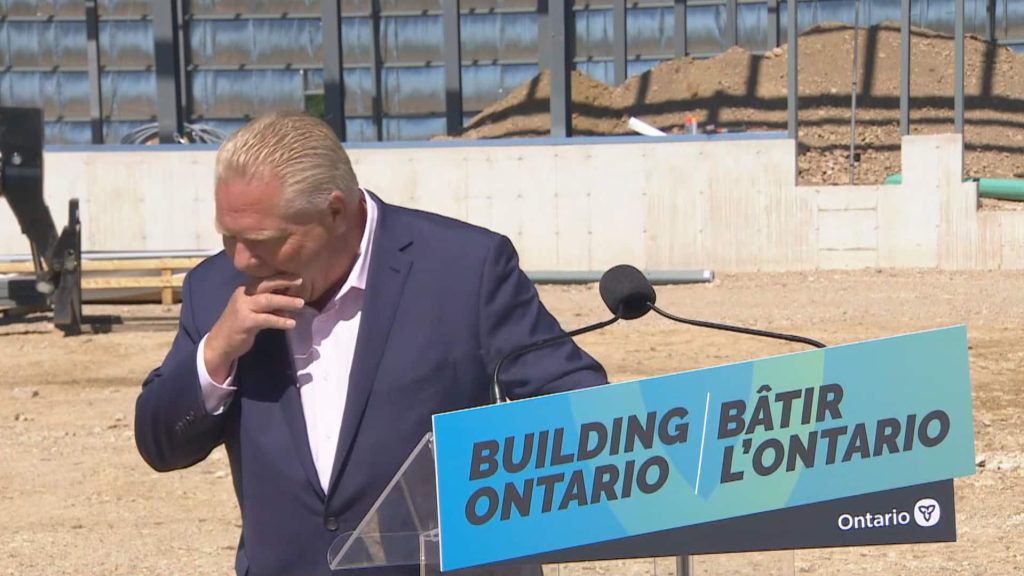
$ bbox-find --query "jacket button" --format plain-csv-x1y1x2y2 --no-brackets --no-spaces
324,517,339,531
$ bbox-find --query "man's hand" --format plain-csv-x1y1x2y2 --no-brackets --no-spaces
204,274,306,382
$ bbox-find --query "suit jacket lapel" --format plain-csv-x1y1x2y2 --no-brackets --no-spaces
327,195,413,497
251,329,326,501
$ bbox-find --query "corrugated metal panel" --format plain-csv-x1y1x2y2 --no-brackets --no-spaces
40,119,151,144
189,0,322,17
0,19,151,69
0,71,87,117
188,14,542,68
99,20,153,67
1,0,84,18
97,0,150,18
464,12,539,62
383,66,443,114
189,18,324,67
462,63,538,110
0,70,150,121
1006,0,1024,40
0,0,151,18
101,71,155,118
6,0,1024,145
1,21,87,68
188,18,378,67
190,69,304,118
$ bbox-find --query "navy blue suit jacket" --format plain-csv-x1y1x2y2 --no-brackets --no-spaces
134,193,607,576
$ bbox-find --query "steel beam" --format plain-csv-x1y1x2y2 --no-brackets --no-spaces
613,0,627,84
549,0,572,138
900,0,910,136
320,0,346,140
726,0,738,48
85,0,103,144
443,0,463,134
787,0,798,140
674,0,687,57
153,0,184,143
370,0,385,141
954,0,965,134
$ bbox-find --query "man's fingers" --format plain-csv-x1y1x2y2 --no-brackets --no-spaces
251,312,297,331
250,293,306,313
244,275,303,296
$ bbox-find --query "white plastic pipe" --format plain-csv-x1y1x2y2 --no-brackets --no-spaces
627,116,667,137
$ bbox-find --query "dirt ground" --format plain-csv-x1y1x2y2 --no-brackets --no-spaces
449,22,1024,189
1,270,1022,575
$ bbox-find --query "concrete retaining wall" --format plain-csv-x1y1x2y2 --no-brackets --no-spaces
2,134,1021,272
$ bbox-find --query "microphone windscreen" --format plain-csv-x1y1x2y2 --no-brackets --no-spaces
599,265,656,320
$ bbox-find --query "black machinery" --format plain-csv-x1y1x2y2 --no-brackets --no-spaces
0,107,110,334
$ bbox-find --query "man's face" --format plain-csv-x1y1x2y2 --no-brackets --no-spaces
215,174,336,302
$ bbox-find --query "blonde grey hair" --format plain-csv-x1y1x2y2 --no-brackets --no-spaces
215,111,360,217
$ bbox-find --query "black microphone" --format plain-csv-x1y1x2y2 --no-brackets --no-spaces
490,266,654,403
609,264,827,349
599,264,656,320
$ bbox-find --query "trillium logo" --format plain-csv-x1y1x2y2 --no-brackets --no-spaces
913,498,941,527
836,498,943,531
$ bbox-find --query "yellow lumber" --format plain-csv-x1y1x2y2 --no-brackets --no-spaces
81,277,184,290
0,257,203,274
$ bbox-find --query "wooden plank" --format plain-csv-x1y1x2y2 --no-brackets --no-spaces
161,269,173,305
0,258,203,274
82,276,183,289
83,258,204,272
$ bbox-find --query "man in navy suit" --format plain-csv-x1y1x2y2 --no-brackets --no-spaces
134,112,606,576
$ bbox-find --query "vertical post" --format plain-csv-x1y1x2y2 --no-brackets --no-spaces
899,0,910,136
153,0,184,143
176,0,192,131
549,0,572,138
674,0,687,57
538,0,549,70
725,0,738,48
954,0,965,134
370,0,384,141
442,0,463,134
1005,0,1010,41
676,555,693,576
613,0,627,85
849,0,860,185
84,0,103,144
768,0,779,49
161,268,173,305
787,0,798,140
985,0,996,43
321,0,346,140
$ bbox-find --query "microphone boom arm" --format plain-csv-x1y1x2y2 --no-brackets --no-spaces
650,304,827,349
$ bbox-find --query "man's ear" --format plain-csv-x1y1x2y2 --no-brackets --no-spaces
326,190,347,224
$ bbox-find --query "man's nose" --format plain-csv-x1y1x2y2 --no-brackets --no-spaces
232,242,263,273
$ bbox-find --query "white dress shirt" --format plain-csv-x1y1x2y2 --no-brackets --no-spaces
197,190,379,493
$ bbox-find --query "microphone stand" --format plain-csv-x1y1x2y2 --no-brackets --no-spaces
491,314,621,404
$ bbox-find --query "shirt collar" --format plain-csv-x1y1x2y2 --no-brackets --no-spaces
325,187,378,306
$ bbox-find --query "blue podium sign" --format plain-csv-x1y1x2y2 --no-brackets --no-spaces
432,326,976,571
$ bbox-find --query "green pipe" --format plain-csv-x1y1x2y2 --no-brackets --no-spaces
883,174,1024,201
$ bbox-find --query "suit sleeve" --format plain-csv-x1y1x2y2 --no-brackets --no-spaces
134,270,231,472
478,235,608,400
